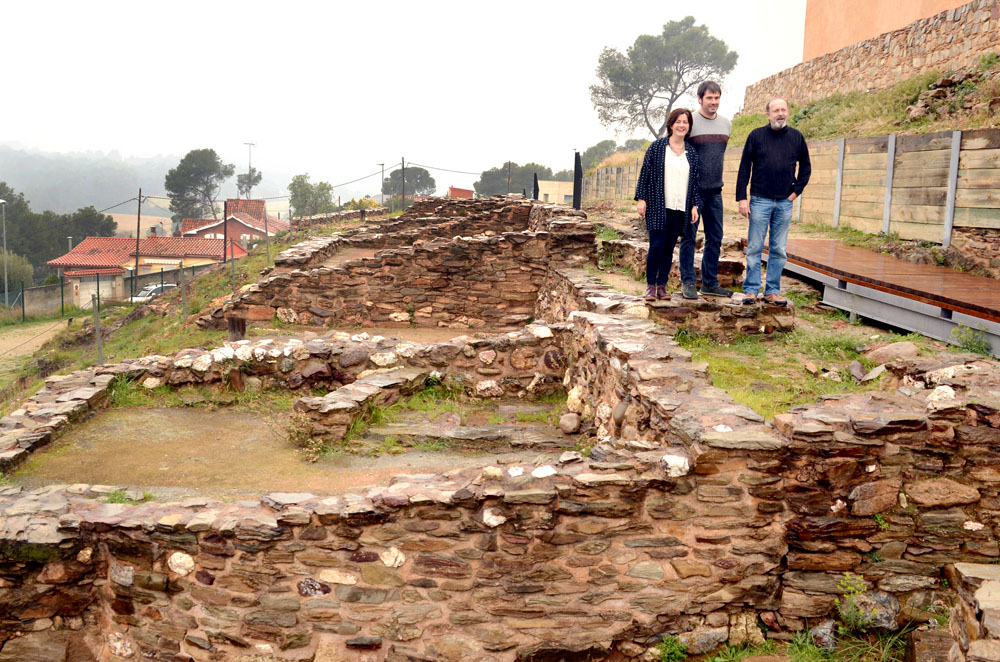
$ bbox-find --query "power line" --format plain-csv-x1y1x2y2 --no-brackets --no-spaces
95,197,138,214
0,319,67,359
409,162,482,176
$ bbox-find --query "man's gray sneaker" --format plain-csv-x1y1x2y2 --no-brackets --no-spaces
681,283,698,299
700,284,733,298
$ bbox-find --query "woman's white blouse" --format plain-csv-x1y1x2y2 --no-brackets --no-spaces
663,147,689,212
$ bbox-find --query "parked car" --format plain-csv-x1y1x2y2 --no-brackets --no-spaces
130,283,176,304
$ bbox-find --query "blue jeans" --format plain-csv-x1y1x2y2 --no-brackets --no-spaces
744,196,793,296
680,189,723,288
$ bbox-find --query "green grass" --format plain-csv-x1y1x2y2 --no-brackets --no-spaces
594,224,622,241
674,326,886,420
409,438,451,452
103,489,154,504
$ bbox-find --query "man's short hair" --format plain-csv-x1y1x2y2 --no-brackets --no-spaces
765,98,787,112
698,81,722,99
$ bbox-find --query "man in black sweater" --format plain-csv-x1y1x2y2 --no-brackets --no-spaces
735,98,811,305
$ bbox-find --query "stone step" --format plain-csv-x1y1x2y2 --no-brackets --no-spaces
366,422,571,451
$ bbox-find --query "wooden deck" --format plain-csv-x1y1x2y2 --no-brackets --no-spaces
780,238,1000,324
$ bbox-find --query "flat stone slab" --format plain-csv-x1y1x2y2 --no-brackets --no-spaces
0,631,71,661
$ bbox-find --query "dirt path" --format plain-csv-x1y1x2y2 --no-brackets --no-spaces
0,320,65,376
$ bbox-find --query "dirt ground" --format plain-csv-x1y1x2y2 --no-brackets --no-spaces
14,407,553,501
0,320,67,377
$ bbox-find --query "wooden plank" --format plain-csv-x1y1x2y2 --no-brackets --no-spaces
896,131,956,153
954,188,1000,208
892,169,953,187
888,220,955,242
895,150,952,168
840,200,884,218
960,129,1000,151
843,153,888,169
891,187,949,206
889,203,946,224
954,208,1000,229
845,136,889,153
839,215,884,234
957,169,1000,188
960,148,1000,169
840,187,886,204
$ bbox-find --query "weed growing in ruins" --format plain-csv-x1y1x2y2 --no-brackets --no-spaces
408,438,451,452
708,640,778,662
103,489,153,504
873,513,890,531
951,324,992,356
656,635,688,662
835,572,874,635
594,225,622,242
368,436,405,457
980,51,1000,71
786,631,833,662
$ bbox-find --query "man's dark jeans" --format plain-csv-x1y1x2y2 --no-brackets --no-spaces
679,188,724,289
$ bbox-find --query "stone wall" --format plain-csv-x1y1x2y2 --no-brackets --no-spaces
743,0,1000,112
1,263,1000,659
217,218,595,331
598,239,745,289
288,207,388,233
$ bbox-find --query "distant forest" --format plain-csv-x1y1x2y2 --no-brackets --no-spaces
0,145,287,218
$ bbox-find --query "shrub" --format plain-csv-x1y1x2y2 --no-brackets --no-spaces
656,635,688,662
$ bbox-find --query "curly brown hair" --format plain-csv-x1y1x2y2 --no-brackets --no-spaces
666,108,694,139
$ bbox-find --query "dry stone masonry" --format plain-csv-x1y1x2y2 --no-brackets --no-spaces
1,195,1000,661
743,0,999,112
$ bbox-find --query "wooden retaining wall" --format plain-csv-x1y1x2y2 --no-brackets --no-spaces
586,127,1000,245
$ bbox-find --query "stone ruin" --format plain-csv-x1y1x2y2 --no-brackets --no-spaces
0,196,997,662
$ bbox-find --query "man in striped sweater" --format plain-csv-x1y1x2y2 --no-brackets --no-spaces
680,81,733,300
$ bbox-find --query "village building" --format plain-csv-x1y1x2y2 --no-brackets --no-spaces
181,198,289,245
46,236,246,307
447,186,475,199
537,179,574,204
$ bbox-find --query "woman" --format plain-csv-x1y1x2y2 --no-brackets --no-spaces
634,108,702,300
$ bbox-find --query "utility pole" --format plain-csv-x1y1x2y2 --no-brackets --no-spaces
401,157,405,212
133,188,141,298
222,199,228,263
244,142,255,199
506,161,511,195
378,163,384,206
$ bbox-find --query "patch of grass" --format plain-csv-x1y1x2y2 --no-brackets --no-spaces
656,635,688,662
673,325,883,420
709,641,778,662
409,438,451,452
368,435,405,457
951,323,992,355
787,631,834,662
594,225,622,242
389,384,463,419
103,489,154,504
487,412,506,425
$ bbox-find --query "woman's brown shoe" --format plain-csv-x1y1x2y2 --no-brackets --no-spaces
643,285,657,301
655,285,668,300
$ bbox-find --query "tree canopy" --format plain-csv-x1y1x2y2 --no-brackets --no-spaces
164,149,235,223
381,167,436,197
474,163,553,196
288,174,336,217
0,182,116,279
581,140,619,172
590,16,738,138
236,167,263,199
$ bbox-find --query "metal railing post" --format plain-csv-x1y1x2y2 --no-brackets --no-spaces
943,130,962,248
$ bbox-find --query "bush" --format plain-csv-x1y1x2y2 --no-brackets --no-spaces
656,635,688,662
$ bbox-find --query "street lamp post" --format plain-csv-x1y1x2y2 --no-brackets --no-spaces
378,163,384,206
0,199,7,308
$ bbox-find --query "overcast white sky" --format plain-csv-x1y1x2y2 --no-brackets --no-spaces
4,0,806,200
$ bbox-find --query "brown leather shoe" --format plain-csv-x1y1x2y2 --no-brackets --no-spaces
643,285,657,301
655,285,668,300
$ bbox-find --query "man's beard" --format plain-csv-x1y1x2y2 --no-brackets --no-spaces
770,119,787,129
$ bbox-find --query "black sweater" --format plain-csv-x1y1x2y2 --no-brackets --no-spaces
735,125,811,201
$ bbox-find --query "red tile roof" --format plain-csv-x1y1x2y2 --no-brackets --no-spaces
180,212,289,237
47,236,247,268
448,186,475,199
64,267,125,278
226,198,266,222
